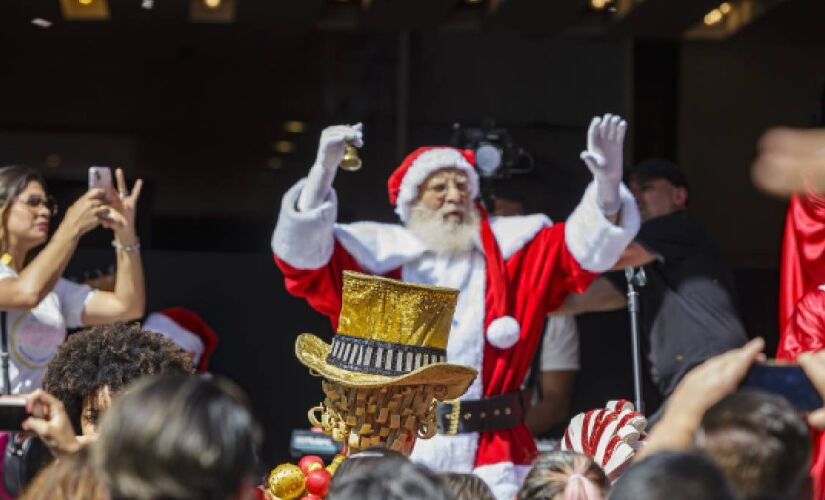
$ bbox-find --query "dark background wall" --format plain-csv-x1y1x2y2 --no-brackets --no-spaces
1,0,823,465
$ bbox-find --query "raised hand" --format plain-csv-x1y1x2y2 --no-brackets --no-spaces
298,123,364,212
21,389,81,457
580,114,627,216
315,123,364,171
580,114,627,183
62,189,107,237
752,127,825,197
103,169,143,242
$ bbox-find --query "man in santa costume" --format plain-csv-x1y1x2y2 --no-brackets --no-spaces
271,114,640,498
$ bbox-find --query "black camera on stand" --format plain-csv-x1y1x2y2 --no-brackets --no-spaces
451,120,535,214
450,120,534,180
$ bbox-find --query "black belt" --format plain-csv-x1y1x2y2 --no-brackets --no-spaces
436,391,526,435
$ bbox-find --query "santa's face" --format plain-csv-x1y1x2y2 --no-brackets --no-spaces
407,168,479,256
416,168,471,224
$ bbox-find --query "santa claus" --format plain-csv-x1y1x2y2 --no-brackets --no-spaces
271,115,640,499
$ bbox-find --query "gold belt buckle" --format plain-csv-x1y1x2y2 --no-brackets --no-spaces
443,399,461,435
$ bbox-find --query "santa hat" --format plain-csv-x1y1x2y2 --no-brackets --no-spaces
387,146,520,350
387,146,480,223
143,307,218,373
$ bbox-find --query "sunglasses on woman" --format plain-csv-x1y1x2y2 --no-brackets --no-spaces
17,195,59,217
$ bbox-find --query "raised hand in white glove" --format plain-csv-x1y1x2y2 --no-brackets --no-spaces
580,114,627,216
297,123,364,212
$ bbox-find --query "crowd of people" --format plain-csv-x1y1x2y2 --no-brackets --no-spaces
0,115,822,500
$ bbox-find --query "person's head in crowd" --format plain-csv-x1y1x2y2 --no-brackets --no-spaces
440,472,496,500
44,322,193,435
330,447,407,481
297,272,475,456
696,390,811,500
608,451,735,500
94,373,261,500
20,446,106,500
517,450,609,500
625,159,689,222
328,448,452,500
0,166,58,257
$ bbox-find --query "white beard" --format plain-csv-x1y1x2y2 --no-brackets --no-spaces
406,202,480,257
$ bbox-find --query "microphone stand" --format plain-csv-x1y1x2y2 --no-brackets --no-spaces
625,267,646,413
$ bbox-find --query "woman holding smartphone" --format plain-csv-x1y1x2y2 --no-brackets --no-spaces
0,165,145,394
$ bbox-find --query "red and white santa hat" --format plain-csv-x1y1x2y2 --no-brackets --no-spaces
387,146,521,350
387,146,480,223
143,307,218,373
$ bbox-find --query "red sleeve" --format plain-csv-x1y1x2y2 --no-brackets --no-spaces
779,193,825,335
274,242,402,329
274,241,363,330
777,288,825,361
777,287,825,500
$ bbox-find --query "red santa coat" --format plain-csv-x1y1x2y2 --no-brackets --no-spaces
272,179,640,498
776,192,825,500
779,285,825,500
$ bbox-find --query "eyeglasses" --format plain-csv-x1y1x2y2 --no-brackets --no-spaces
16,195,59,216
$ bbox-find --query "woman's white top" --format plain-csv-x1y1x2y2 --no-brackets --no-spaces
0,263,94,393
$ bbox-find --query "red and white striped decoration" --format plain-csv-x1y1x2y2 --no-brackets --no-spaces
561,400,647,481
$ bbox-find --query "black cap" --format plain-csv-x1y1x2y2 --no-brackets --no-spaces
626,158,688,189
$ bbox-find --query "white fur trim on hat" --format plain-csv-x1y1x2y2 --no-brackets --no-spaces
394,148,479,222
486,315,520,349
144,312,205,364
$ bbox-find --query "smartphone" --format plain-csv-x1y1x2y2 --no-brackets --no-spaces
88,166,113,203
740,361,824,411
0,398,29,432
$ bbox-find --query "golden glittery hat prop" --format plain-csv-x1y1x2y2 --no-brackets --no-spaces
295,271,477,400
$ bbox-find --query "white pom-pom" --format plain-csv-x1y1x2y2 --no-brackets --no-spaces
486,315,520,349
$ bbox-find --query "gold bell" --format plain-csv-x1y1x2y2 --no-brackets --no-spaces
340,144,362,171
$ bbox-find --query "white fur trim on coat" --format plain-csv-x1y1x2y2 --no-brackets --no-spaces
395,148,479,222
333,222,429,275
474,462,531,500
564,181,640,272
333,213,550,275
272,179,338,270
488,214,552,260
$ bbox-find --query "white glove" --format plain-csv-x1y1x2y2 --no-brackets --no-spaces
580,114,627,216
297,123,364,212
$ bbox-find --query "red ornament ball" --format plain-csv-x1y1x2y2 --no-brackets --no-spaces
304,469,332,497
298,455,325,476
300,495,322,500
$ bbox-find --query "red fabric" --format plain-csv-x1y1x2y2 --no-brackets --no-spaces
386,146,475,206
777,192,825,500
275,241,400,330
476,223,597,467
477,204,509,322
778,193,825,339
160,307,218,373
778,287,825,500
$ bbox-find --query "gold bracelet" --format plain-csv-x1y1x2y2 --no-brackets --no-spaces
111,239,141,253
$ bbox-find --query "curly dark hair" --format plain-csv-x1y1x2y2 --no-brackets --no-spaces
44,322,194,434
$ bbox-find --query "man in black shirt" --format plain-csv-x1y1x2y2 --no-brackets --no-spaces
557,159,748,399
